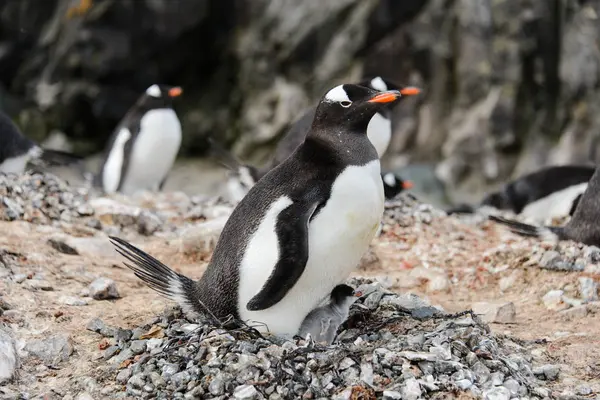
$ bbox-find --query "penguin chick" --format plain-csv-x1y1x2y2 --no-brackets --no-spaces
97,84,183,195
489,166,600,247
382,172,413,200
0,110,82,174
297,284,362,345
110,83,421,336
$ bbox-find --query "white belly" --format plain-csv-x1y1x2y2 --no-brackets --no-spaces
366,112,391,158
237,159,384,335
0,147,40,174
520,182,587,223
120,109,182,195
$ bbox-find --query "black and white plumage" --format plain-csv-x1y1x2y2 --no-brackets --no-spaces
382,171,414,199
110,83,420,335
490,166,600,247
448,165,595,223
0,110,82,174
216,77,418,202
97,84,182,195
297,284,361,345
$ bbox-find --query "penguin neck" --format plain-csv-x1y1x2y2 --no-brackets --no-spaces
304,125,378,167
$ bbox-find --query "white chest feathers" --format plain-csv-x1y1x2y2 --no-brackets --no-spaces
104,109,182,195
237,159,384,335
520,182,588,223
0,146,42,174
366,112,391,158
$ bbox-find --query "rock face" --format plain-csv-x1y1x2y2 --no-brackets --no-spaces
3,0,600,202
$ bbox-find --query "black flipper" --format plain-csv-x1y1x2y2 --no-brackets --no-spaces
489,215,565,241
109,236,218,320
246,201,320,311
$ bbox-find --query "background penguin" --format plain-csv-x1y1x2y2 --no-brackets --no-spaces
110,83,420,336
0,109,82,174
447,165,595,222
382,172,414,199
489,165,600,247
297,284,361,345
96,84,183,195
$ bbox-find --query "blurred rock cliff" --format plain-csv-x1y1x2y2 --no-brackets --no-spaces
1,0,599,203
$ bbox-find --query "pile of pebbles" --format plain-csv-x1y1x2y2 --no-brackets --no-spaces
381,194,446,231
88,278,552,399
0,172,92,224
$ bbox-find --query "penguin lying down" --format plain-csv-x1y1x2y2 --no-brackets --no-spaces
447,165,595,224
110,83,421,337
490,165,600,247
0,110,83,174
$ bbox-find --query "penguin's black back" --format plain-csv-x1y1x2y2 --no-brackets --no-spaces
0,110,35,163
482,165,596,213
563,166,600,245
193,131,379,319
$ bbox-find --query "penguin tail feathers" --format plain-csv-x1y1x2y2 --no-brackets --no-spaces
488,215,564,241
38,148,84,167
109,236,216,320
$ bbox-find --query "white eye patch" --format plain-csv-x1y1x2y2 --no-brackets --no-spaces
383,172,397,186
324,85,351,104
146,84,161,98
370,77,388,92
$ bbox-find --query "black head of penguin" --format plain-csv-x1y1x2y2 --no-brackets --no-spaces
382,172,414,199
330,284,359,304
311,84,419,139
135,84,183,111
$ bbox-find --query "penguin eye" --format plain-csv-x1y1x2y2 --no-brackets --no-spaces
340,101,352,108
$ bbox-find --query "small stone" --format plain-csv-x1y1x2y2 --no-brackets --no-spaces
116,368,132,384
542,290,568,311
382,390,402,400
146,338,164,352
114,329,133,342
233,384,259,399
59,295,89,306
137,212,162,235
483,386,510,400
575,384,592,396
25,334,73,364
338,357,355,370
559,305,589,320
88,277,120,300
472,361,491,384
503,379,521,396
398,351,438,362
579,277,598,302
359,363,374,386
533,364,560,381
129,340,147,355
401,378,422,400
26,280,54,291
128,373,146,389
75,392,94,400
111,348,133,365
103,346,120,360
472,302,516,323
0,327,18,384
208,374,226,395
86,318,105,333
178,216,228,255
171,371,191,388
12,274,27,283
490,371,504,386
455,379,472,390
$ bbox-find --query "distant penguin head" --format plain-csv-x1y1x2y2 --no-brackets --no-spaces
359,76,411,111
481,190,513,211
313,84,420,133
382,172,414,199
140,84,183,108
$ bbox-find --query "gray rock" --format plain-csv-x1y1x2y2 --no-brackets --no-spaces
171,371,191,388
471,301,516,323
208,373,227,395
88,277,120,300
26,280,54,291
483,386,511,400
472,361,491,384
137,211,162,235
114,328,133,342
110,348,134,365
12,273,27,283
25,334,73,364
75,392,94,400
59,295,89,306
116,368,132,384
104,346,120,360
490,371,504,386
382,390,402,400
402,378,422,400
575,384,593,396
579,277,598,302
533,364,560,381
542,290,567,311
455,379,472,390
129,340,147,355
128,373,146,389
0,327,19,384
233,384,259,399
502,378,521,396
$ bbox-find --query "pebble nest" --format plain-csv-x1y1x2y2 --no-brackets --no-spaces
86,278,552,400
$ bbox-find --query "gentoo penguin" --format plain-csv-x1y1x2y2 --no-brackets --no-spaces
97,84,183,195
447,165,595,222
0,110,82,174
297,284,361,345
110,83,420,335
490,166,600,247
382,172,414,199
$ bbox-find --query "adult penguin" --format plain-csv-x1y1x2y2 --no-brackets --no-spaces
97,84,182,195
110,83,421,335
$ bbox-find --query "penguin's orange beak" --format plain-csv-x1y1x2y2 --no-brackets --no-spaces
399,87,421,96
402,180,414,189
368,90,401,104
354,290,363,297
168,87,183,97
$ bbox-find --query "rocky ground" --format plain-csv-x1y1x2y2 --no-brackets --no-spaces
0,172,599,399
